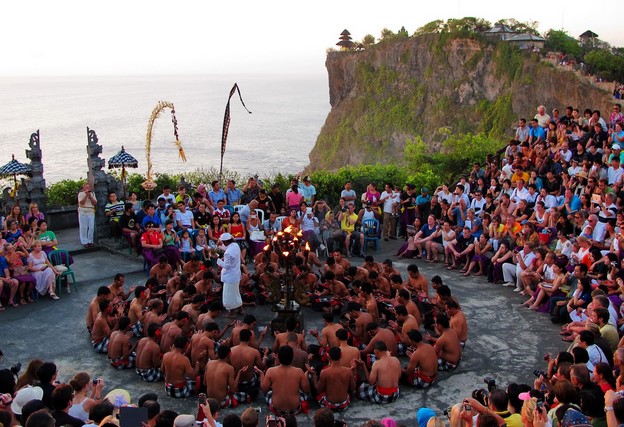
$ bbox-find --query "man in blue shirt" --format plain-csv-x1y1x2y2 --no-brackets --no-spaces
528,119,546,145
225,180,242,206
141,204,162,230
208,180,227,206
299,176,316,206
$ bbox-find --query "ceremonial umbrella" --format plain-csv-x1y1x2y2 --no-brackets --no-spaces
108,146,138,200
0,154,32,199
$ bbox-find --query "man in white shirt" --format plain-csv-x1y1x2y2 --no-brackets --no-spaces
380,183,397,241
534,105,551,128
502,242,536,290
469,191,486,215
536,188,557,209
608,157,624,187
217,233,242,316
510,179,530,204
577,330,606,372
514,118,530,143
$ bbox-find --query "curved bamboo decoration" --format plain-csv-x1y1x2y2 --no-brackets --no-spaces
142,101,186,191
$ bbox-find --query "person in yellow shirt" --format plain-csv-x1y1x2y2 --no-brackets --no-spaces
338,203,364,257
511,165,530,187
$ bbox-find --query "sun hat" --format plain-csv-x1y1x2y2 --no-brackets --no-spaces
11,386,43,415
220,233,233,241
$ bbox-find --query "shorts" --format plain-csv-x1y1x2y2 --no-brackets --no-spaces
92,338,109,354
136,367,164,382
406,369,436,388
358,383,399,404
438,358,459,371
165,379,195,398
265,390,309,415
131,321,144,337
110,352,136,369
316,392,350,411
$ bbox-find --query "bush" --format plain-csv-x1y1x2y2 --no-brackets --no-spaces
46,178,86,207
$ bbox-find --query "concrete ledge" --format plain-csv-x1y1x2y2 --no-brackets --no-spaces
47,205,78,230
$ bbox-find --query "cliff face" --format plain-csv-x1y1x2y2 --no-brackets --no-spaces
308,34,612,171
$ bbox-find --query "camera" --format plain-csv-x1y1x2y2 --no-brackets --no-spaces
483,377,496,392
464,403,472,412
92,377,100,385
536,400,544,410
534,370,547,378
10,363,21,376
198,393,207,405
472,388,489,406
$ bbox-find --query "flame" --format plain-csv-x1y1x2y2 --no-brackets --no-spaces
282,251,289,257
297,231,303,237
263,245,270,251
272,237,278,242
305,242,311,251
277,231,284,237
284,226,293,233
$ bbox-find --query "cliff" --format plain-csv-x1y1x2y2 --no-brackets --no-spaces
308,34,613,171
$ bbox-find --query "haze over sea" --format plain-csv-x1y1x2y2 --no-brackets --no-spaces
0,74,329,184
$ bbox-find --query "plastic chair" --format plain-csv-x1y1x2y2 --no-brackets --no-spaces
254,209,265,224
224,205,235,216
48,249,77,295
362,218,381,253
274,216,286,231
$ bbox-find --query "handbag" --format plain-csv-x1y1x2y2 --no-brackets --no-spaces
250,230,265,242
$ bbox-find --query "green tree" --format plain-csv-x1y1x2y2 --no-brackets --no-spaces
544,29,581,57
414,20,445,35
362,34,376,47
496,18,540,35
380,28,396,41
397,26,409,38
584,49,624,82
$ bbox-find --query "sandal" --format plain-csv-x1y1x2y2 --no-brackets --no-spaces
20,298,27,305
50,293,60,300
562,335,575,342
10,303,19,308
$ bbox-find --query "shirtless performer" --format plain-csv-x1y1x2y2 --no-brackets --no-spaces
369,271,391,298
189,322,219,366
396,289,421,322
182,255,203,281
381,259,400,281
196,302,234,341
257,346,310,415
160,311,191,353
355,341,401,404
128,286,149,337
86,286,112,334
205,345,248,408
92,300,117,353
431,314,462,371
406,264,428,298
230,315,268,349
401,330,438,388
361,256,383,276
323,257,344,281
142,299,166,333
161,335,204,398
166,273,189,297
273,317,306,353
168,285,196,318
388,305,419,355
360,322,398,367
150,256,175,286
108,316,136,369
182,294,205,325
309,313,343,349
332,250,351,272
336,329,361,368
342,302,373,348
283,334,308,370
360,283,380,322
136,323,164,382
346,266,369,283
309,347,355,411
108,273,135,307
230,329,266,401
445,299,468,348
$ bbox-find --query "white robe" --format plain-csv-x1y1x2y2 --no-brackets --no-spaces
217,242,242,310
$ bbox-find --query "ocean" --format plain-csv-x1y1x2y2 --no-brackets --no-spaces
0,74,330,184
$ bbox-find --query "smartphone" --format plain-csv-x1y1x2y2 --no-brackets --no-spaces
198,393,207,405
464,404,471,412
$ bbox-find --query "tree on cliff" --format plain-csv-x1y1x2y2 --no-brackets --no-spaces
544,29,581,57
362,34,376,47
495,18,540,35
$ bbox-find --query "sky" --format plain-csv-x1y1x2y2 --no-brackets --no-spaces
1,0,622,77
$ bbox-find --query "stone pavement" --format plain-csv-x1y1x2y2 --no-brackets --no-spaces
0,229,565,426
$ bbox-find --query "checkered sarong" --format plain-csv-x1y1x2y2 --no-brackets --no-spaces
110,352,136,369
131,321,144,337
316,392,350,411
136,367,163,382
165,378,195,398
406,369,436,388
397,342,406,357
437,358,459,371
358,383,399,404
92,338,109,354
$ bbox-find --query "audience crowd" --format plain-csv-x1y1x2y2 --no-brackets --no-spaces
4,103,624,426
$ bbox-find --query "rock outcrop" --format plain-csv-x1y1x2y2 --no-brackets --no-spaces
308,34,613,171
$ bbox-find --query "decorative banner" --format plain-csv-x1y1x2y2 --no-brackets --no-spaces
143,101,186,191
220,84,252,177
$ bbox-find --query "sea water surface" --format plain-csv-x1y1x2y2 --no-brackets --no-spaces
0,74,330,183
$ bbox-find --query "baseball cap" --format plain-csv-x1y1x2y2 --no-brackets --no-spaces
220,233,233,241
